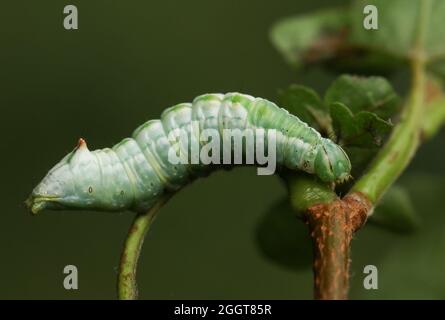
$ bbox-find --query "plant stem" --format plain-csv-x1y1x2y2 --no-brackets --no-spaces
118,194,172,300
288,39,431,298
291,51,429,298
304,193,370,299
299,2,434,300
351,58,426,204
306,200,349,299
351,0,431,205
285,173,370,299
286,172,337,213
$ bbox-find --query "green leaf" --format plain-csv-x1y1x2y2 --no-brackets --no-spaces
369,185,420,233
324,75,400,176
278,85,332,136
279,75,400,178
270,8,349,68
324,75,401,120
350,0,445,61
330,102,392,148
269,4,403,74
349,0,419,59
330,102,392,177
421,95,445,140
271,0,445,81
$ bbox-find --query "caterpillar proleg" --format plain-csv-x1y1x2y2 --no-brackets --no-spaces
26,93,351,214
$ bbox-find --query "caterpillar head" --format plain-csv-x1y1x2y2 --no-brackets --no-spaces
314,139,351,184
26,138,106,214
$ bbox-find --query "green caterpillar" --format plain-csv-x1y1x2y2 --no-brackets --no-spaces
26,93,351,214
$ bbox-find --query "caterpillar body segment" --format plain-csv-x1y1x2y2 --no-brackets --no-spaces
27,93,351,214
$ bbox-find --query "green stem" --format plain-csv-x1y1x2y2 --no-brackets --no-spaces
351,0,432,204
351,57,426,203
286,172,337,212
118,194,172,300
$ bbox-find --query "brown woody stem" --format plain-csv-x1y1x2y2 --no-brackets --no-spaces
305,193,370,300
303,1,434,300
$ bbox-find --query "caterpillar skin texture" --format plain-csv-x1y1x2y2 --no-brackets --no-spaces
26,93,351,214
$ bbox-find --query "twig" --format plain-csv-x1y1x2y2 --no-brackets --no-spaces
118,194,172,300
287,2,437,298
296,0,434,300
305,193,370,299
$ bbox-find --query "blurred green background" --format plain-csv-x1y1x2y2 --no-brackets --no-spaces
1,0,445,299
